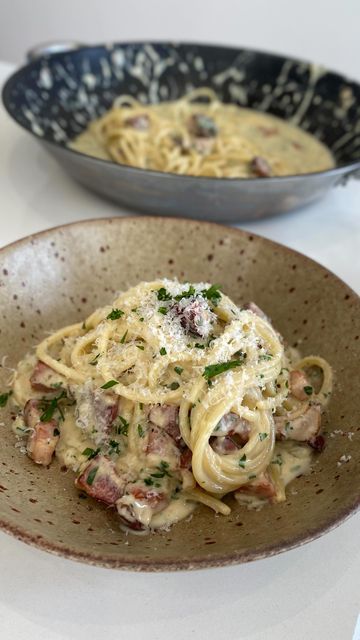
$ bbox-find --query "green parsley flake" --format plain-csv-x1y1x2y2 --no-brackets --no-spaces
39,390,66,422
117,416,129,436
160,347,167,356
82,447,100,460
174,366,183,375
120,330,128,344
158,306,168,315
100,380,119,389
89,353,100,366
304,385,313,396
203,355,246,382
239,454,247,468
202,284,222,306
168,382,180,390
144,477,154,486
157,287,172,301
259,354,273,361
259,432,268,441
106,308,124,320
0,390,12,408
108,439,121,454
86,467,98,485
150,460,172,479
137,424,145,438
174,285,195,301
136,344,145,351
248,474,257,480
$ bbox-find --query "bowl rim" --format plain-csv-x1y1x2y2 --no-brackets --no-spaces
2,39,360,185
0,215,360,571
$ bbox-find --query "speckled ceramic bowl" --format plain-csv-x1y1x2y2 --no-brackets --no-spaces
2,41,360,221
0,217,359,571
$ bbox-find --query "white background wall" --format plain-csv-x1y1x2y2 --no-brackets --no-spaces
0,0,359,79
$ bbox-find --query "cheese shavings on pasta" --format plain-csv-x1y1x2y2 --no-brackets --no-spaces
10,280,332,533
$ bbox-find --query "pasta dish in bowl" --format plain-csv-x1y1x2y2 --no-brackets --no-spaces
12,279,331,533
0,217,358,570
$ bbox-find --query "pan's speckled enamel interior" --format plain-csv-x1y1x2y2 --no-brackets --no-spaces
2,42,360,221
0,217,359,571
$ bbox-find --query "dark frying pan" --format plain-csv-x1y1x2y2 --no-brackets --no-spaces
2,41,360,221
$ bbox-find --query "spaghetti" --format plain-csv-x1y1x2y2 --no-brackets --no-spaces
70,89,334,178
11,280,332,533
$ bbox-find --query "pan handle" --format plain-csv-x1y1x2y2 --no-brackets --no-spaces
26,41,85,62
336,167,360,187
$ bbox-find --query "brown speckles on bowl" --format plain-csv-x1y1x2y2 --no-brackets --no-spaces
0,216,360,571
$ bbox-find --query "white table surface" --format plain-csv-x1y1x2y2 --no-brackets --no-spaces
0,59,360,640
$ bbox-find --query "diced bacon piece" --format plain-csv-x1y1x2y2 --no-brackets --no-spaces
250,156,272,177
214,412,250,442
243,301,271,323
235,471,277,501
148,404,181,442
275,404,322,442
308,434,326,452
171,296,215,338
26,421,59,466
124,114,150,130
188,113,218,138
30,360,65,392
210,435,238,454
289,370,311,401
75,455,125,505
24,398,42,429
180,446,192,469
116,485,169,531
74,381,118,444
146,425,180,461
24,398,60,466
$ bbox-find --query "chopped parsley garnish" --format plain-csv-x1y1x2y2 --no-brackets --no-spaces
139,317,144,322
106,308,124,320
239,454,247,468
50,382,63,389
174,366,183,375
117,416,129,436
39,390,67,422
160,347,167,356
167,381,180,390
202,284,222,306
304,385,313,396
144,477,154,486
272,453,283,466
158,306,168,315
82,447,100,460
89,353,100,365
139,402,144,410
259,432,268,441
248,474,257,480
108,439,121,454
120,330,128,344
82,321,87,331
100,380,119,389
157,287,172,301
150,460,172,479
203,355,246,382
137,424,145,438
259,354,273,361
0,390,12,407
136,344,145,351
174,285,195,301
86,466,98,485
194,343,205,349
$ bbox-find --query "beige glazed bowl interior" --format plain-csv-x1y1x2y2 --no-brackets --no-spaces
0,217,359,571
